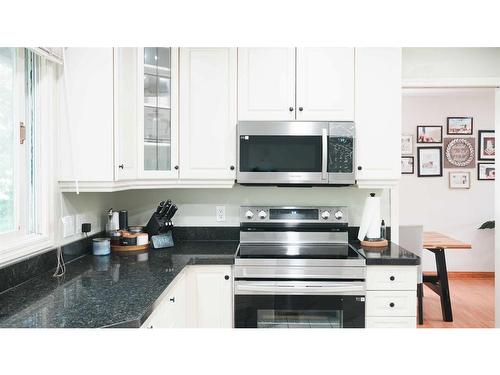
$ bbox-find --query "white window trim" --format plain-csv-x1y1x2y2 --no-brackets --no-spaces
0,50,56,267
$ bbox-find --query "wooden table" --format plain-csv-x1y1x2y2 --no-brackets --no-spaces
423,231,472,322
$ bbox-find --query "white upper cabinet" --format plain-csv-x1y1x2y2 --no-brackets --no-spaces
179,48,237,180
355,48,402,183
238,47,354,121
238,48,296,121
296,48,354,121
137,47,179,180
59,48,114,182
114,48,138,181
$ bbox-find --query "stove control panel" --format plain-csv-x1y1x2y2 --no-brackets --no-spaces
240,206,348,224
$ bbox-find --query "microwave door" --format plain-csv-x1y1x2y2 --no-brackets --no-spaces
237,122,329,185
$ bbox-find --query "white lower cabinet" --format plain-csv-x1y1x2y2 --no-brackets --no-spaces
187,265,233,328
142,265,233,328
143,271,187,328
365,265,418,328
366,316,416,328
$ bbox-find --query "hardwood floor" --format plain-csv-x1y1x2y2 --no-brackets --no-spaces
419,273,495,328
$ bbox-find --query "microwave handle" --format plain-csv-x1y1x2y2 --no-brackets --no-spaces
322,128,328,181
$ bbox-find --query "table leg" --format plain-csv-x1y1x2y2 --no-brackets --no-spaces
434,248,453,322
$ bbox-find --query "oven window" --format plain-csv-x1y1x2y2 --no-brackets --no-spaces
239,136,322,172
257,309,343,328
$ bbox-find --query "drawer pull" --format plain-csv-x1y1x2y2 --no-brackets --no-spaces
390,276,395,281
389,302,395,308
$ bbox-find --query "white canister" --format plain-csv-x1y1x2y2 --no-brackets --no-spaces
136,232,149,246
93,238,111,256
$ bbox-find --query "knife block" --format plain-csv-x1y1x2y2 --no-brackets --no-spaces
145,213,173,236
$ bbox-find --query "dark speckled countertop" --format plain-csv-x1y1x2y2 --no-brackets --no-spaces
350,241,420,266
0,241,237,328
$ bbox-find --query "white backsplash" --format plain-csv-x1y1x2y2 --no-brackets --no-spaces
112,186,391,228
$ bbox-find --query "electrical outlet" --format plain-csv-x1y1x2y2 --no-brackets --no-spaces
216,206,226,222
75,214,87,234
61,215,75,238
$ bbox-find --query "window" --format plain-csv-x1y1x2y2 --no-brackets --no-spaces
0,48,54,265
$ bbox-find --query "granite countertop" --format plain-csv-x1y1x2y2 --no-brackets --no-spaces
0,241,238,328
350,241,421,266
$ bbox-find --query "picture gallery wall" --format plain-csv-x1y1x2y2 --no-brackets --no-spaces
399,88,495,272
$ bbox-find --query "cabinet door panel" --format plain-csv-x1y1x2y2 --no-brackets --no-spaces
137,47,179,179
296,48,354,121
189,266,233,328
355,48,401,181
238,48,296,121
114,48,138,180
59,48,114,182
179,48,237,180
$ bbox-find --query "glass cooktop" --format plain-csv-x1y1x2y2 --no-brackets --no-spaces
238,243,364,260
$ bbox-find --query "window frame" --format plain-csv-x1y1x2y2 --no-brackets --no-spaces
0,48,55,267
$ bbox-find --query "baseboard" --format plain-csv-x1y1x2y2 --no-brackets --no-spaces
423,272,494,279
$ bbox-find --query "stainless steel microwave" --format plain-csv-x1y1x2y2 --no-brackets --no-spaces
236,121,355,185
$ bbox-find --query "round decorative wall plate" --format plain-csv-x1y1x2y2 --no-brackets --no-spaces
444,137,475,168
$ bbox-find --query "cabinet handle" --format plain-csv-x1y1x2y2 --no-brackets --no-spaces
170,297,175,303
174,165,179,170
118,164,124,169
389,302,395,308
390,276,395,281
298,107,303,112
289,107,294,112
357,166,362,171
224,275,230,280
230,165,235,171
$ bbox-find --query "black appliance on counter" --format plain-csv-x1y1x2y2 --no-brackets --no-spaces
234,206,366,328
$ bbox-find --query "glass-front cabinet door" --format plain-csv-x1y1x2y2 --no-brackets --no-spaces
138,47,178,179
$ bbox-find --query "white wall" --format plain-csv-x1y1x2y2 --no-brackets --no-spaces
400,88,495,272
55,191,111,246
112,186,391,229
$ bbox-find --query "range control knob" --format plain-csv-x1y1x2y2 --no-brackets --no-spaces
245,210,254,219
258,210,267,219
321,211,330,220
334,210,344,220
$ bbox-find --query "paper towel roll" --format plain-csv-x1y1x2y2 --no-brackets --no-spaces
357,194,381,241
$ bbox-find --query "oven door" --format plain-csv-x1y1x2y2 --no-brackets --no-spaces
237,122,329,185
234,280,365,328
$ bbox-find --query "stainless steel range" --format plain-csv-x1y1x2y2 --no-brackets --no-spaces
234,206,366,328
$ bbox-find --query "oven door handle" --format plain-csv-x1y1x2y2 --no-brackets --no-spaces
321,128,328,181
235,282,365,296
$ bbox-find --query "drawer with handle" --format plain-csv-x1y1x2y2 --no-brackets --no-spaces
366,266,417,291
366,291,417,317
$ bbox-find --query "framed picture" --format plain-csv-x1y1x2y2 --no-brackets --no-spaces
478,163,495,180
447,117,473,135
449,172,470,189
417,126,442,143
444,137,475,169
478,130,495,161
401,156,414,174
401,135,413,155
417,147,443,177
